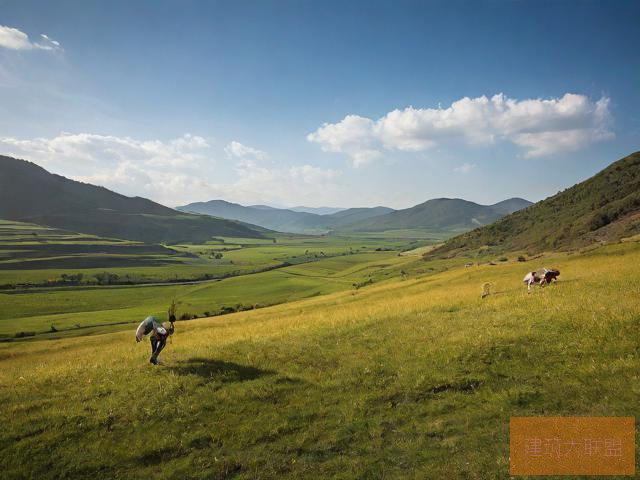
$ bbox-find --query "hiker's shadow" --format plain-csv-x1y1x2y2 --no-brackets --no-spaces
172,357,274,383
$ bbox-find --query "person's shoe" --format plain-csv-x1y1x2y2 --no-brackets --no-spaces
150,356,158,365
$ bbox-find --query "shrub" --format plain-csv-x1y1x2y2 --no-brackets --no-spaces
94,272,120,285
589,212,611,231
353,278,374,289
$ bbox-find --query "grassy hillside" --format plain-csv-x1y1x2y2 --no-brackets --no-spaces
429,151,640,257
0,155,265,243
339,198,531,233
1,240,638,478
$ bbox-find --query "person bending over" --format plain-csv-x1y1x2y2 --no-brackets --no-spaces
135,314,175,364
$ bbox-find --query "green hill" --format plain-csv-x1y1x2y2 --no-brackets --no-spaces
0,155,265,244
339,198,531,233
429,151,640,257
326,206,395,226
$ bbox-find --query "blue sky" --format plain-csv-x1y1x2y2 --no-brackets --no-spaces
0,0,638,208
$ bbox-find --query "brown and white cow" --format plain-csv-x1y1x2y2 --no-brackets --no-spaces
523,268,560,293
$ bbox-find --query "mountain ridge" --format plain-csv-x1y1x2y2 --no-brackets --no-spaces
427,151,640,257
290,206,345,215
337,197,532,233
177,200,394,234
0,155,266,244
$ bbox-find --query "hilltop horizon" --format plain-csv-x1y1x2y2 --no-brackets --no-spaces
178,196,533,213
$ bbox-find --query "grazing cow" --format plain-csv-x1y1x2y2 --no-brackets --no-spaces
523,268,560,293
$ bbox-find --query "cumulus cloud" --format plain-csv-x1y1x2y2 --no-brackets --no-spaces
308,93,613,164
224,140,269,161
306,115,382,167
0,132,342,207
0,25,62,51
453,163,476,174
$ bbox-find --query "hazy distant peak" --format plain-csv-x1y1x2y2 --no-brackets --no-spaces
290,206,346,215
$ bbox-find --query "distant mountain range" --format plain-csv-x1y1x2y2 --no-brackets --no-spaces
340,198,532,233
177,200,393,234
0,155,266,244
177,198,531,235
289,206,345,215
429,151,640,257
1,153,538,244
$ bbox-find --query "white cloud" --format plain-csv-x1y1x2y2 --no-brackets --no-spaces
453,163,476,174
307,115,381,167
224,140,268,161
308,93,613,165
0,132,214,205
0,25,62,51
0,132,342,207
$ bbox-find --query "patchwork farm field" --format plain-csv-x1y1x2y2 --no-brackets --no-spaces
0,220,414,288
1,241,639,478
0,222,430,339
0,250,424,339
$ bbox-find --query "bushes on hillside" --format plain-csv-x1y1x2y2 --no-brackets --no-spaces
94,272,120,285
587,191,640,232
60,273,84,284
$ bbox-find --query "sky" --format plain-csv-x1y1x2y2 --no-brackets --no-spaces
0,0,639,209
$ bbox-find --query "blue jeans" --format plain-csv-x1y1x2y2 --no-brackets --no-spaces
150,335,166,364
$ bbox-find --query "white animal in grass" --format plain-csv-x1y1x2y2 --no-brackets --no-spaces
523,268,560,293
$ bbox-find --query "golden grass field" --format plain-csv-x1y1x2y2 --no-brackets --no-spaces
1,241,639,478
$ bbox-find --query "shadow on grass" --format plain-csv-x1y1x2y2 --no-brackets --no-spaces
171,357,275,383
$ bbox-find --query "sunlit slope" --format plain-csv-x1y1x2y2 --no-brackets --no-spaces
1,242,639,478
431,151,640,257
